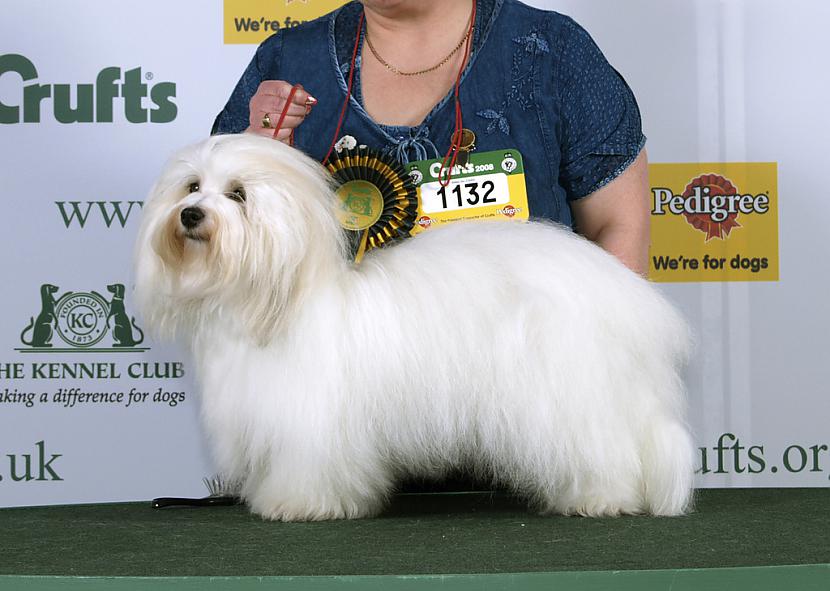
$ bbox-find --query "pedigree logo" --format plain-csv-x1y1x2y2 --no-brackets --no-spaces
224,0,349,44
648,163,778,282
0,54,177,124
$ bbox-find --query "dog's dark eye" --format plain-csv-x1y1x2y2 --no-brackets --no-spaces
227,186,246,203
188,182,200,194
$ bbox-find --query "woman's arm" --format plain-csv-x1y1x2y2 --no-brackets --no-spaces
570,150,650,276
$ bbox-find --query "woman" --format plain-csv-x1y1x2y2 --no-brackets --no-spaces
213,0,649,275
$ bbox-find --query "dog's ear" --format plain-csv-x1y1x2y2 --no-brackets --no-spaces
232,185,308,346
133,172,194,341
231,168,346,347
133,242,181,343
239,227,282,345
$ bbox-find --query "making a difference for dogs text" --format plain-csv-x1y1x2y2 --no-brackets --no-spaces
0,361,186,408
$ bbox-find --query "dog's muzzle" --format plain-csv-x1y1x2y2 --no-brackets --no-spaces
180,207,205,229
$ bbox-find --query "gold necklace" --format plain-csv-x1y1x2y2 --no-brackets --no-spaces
364,15,473,77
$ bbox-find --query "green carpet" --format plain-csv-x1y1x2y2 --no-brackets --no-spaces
1,488,828,579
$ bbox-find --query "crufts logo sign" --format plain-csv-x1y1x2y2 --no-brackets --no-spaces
0,54,177,124
648,163,779,283
224,0,349,44
17,284,147,352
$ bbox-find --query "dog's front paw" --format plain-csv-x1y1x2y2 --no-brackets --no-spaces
252,503,363,522
247,482,385,522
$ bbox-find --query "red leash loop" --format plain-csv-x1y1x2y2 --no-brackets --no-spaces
322,12,365,166
272,84,301,146
439,0,476,188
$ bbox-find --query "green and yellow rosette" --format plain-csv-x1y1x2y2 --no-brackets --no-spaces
327,146,418,262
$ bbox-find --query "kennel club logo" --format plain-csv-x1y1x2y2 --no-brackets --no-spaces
17,284,148,352
648,163,779,283
224,0,349,43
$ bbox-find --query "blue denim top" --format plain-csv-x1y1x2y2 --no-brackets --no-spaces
212,0,645,228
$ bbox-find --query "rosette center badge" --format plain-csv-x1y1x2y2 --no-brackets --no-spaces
326,146,418,261
336,181,385,231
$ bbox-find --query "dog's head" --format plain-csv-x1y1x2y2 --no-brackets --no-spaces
41,284,59,297
107,283,125,299
135,134,346,344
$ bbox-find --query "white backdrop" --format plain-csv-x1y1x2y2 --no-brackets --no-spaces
1,0,829,508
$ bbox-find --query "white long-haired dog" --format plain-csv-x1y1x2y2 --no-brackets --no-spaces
135,134,694,521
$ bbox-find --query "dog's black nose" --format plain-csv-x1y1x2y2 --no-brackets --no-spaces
180,207,205,229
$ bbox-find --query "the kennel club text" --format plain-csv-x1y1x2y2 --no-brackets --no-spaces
0,361,183,380
420,173,509,213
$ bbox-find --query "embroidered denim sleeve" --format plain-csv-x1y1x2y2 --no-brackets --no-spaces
211,33,284,135
556,17,646,200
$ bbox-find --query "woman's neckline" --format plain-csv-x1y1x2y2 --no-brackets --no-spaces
330,0,502,139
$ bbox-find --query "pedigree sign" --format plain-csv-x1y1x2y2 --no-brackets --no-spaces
648,163,779,282
224,0,349,44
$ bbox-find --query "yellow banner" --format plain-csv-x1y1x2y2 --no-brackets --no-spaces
224,0,349,44
648,163,779,282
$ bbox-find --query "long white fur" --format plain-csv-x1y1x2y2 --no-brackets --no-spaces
135,134,695,521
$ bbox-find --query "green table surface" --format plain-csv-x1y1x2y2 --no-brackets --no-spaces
1,488,828,578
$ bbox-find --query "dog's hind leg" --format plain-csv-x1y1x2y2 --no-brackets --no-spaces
527,413,693,517
530,440,647,517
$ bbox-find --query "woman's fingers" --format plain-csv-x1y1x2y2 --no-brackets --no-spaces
246,80,316,142
257,80,317,104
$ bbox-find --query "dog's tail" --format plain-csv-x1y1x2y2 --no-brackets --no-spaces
641,417,695,516
20,317,35,346
130,317,145,345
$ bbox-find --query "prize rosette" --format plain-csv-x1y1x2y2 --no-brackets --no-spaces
683,174,742,241
326,145,418,261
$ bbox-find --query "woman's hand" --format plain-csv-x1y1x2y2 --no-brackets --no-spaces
246,81,317,142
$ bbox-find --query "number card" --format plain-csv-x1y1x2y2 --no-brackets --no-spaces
406,150,529,234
